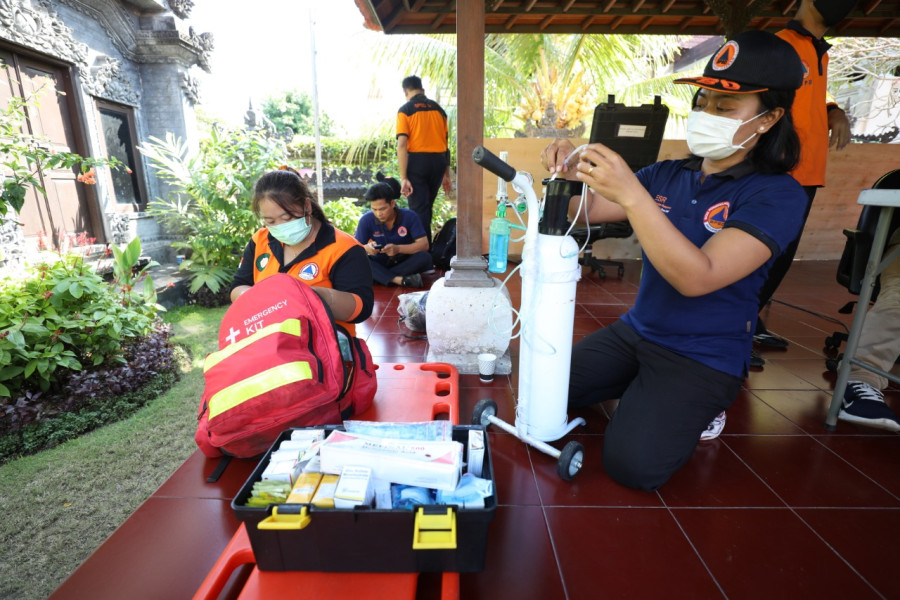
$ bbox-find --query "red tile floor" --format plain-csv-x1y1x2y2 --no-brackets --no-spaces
362,259,900,600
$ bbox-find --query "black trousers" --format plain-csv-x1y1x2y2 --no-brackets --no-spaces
757,186,818,319
407,152,448,246
568,320,743,491
368,251,434,286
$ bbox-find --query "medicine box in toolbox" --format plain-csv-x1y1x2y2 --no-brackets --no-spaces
231,425,496,572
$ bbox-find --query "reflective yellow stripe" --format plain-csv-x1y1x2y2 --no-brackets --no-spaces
204,319,303,372
208,361,313,420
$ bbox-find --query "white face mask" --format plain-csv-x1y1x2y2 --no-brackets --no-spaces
686,110,768,160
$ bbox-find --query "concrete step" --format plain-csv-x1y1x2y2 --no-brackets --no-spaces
149,262,191,310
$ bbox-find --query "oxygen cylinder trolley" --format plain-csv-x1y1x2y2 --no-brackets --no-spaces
471,146,586,480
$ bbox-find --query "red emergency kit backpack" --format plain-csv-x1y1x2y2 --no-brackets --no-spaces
195,274,377,458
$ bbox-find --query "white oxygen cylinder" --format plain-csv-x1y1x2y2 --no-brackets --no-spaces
520,233,581,441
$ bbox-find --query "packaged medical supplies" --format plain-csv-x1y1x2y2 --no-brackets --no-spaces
232,426,497,572
319,429,463,491
343,419,453,441
243,480,292,507
436,473,494,509
311,474,339,508
467,429,485,477
333,466,375,509
286,472,323,504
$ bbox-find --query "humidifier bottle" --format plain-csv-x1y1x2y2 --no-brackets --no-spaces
488,217,511,273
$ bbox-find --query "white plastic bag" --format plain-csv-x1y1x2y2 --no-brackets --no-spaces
397,291,428,335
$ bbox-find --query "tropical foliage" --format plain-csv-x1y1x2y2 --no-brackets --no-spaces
364,32,695,139
262,89,337,137
0,237,162,400
322,196,365,235
138,123,287,295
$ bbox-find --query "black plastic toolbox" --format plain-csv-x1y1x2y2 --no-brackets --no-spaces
231,425,496,572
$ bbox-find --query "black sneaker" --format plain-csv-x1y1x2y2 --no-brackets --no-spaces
754,332,789,348
401,273,424,288
839,381,900,432
750,349,765,368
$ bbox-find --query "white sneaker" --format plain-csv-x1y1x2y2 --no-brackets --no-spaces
700,411,727,441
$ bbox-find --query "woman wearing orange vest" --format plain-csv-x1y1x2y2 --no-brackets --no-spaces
230,167,374,336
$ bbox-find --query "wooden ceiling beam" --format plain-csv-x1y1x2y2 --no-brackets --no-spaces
864,0,884,15
366,0,900,37
383,3,406,32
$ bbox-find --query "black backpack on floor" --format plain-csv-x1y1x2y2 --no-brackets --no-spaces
431,217,457,270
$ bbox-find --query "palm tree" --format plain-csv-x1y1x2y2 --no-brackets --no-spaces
360,32,694,141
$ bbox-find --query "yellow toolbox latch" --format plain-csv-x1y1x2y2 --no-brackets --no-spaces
258,505,311,530
412,506,457,550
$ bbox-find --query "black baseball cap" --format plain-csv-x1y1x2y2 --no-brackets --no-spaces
674,30,803,94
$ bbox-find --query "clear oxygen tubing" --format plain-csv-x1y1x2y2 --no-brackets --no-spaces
554,144,593,259
510,169,541,439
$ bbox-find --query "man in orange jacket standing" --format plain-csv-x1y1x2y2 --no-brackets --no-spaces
751,0,856,364
396,75,454,247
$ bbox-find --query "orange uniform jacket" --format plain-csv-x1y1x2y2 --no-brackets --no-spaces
777,24,838,187
396,94,449,154
247,227,368,336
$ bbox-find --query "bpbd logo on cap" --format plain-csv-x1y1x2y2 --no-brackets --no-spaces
712,41,739,71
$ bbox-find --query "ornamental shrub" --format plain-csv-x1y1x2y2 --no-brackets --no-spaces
139,125,287,297
0,246,161,401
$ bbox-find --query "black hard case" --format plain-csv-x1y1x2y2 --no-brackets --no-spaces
231,425,496,572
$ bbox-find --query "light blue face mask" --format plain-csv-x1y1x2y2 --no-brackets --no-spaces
268,215,312,246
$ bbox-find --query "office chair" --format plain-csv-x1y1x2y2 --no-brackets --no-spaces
568,222,633,278
569,95,668,278
824,168,900,369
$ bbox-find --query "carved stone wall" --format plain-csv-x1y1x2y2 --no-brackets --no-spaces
0,0,213,265
300,167,384,201
0,210,25,270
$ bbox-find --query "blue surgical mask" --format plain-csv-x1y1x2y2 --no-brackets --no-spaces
268,216,312,246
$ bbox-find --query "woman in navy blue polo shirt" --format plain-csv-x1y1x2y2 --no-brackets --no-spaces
355,173,434,288
542,30,807,491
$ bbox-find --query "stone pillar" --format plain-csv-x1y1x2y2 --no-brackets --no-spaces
425,277,514,375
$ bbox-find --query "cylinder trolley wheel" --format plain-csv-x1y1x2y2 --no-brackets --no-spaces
557,441,585,481
472,398,498,427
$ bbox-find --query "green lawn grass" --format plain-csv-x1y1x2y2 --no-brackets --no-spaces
0,305,226,600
